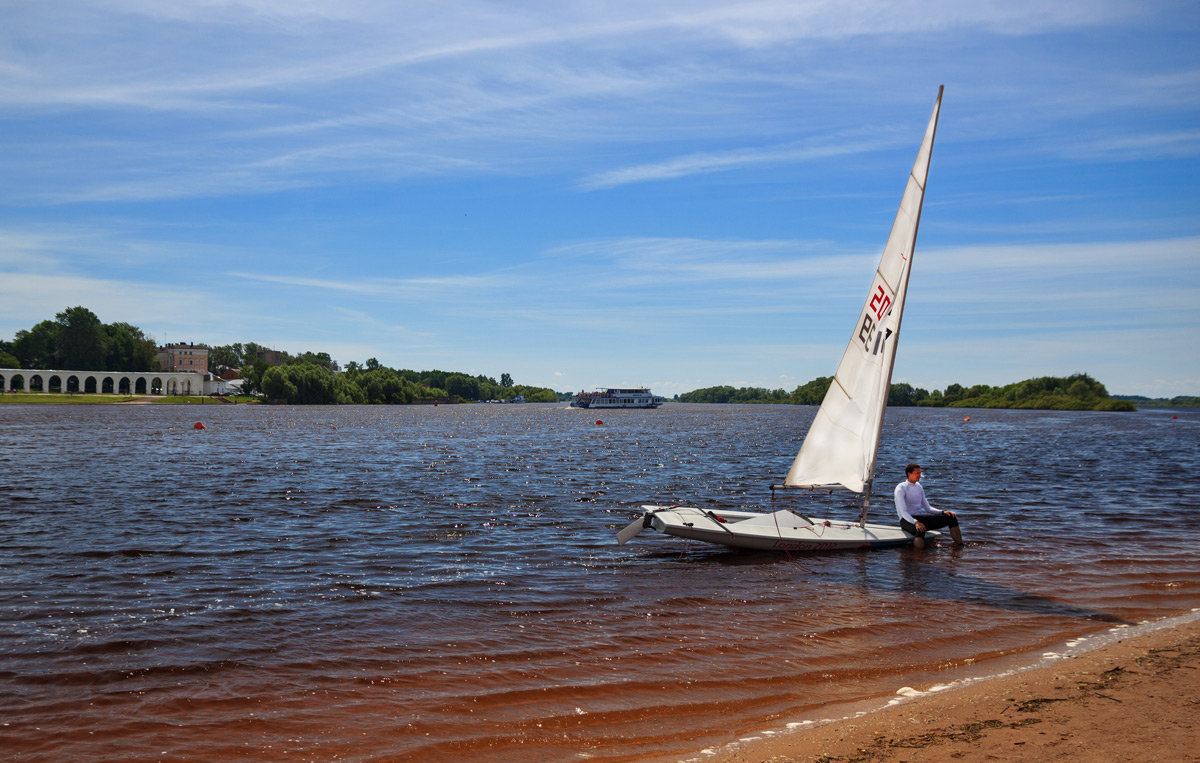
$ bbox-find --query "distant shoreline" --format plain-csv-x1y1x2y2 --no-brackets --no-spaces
0,393,247,405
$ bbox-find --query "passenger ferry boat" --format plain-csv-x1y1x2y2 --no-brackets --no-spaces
571,387,665,409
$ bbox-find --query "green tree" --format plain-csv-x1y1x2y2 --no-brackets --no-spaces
445,373,481,400
240,357,269,395
500,372,513,388
291,351,336,370
12,320,58,368
0,349,19,368
54,306,107,370
261,366,297,401
921,389,944,407
887,383,929,406
105,322,157,371
510,385,558,403
790,376,832,405
942,383,965,403
261,363,364,404
208,344,243,374
423,370,448,390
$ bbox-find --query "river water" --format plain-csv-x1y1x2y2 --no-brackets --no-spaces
1,402,1198,761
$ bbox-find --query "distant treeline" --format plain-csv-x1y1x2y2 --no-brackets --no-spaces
1113,395,1199,408
253,361,557,405
209,344,557,404
676,373,1138,411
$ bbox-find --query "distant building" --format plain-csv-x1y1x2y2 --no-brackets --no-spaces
156,343,209,374
203,372,244,396
255,348,283,366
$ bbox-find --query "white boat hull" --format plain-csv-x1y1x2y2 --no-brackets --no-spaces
618,506,932,552
571,387,664,409
615,90,948,557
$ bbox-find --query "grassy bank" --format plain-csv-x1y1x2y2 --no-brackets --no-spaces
0,392,141,404
0,393,259,405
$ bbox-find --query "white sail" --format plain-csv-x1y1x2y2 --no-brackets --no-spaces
784,86,943,494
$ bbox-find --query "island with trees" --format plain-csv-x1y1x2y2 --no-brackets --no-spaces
676,373,1139,411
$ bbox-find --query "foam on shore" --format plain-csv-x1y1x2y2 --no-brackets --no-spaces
693,608,1200,761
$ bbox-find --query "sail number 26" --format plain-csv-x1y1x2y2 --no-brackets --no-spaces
859,285,893,354
869,285,892,320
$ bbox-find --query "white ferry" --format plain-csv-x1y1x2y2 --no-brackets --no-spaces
571,387,665,409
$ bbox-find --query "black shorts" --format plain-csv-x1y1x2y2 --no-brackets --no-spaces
900,513,958,537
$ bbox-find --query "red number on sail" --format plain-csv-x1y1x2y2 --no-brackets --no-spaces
869,285,891,320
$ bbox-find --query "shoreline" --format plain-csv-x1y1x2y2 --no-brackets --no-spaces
702,610,1200,762
0,393,239,405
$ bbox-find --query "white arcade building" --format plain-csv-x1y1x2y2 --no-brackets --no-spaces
0,368,212,396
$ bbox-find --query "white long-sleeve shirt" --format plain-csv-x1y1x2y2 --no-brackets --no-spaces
895,479,937,524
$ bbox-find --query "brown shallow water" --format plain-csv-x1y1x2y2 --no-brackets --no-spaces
1,403,1198,760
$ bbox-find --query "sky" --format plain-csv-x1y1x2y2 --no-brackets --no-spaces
1,1,1197,398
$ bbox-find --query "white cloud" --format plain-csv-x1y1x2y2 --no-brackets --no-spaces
919,236,1200,275
578,134,898,190
228,270,511,298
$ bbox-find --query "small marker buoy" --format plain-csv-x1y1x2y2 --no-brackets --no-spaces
963,416,970,422
595,420,604,426
1173,415,1178,420
193,422,206,430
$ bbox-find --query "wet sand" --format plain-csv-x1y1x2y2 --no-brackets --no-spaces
709,615,1200,762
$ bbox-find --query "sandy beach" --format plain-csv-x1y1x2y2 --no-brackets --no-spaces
707,614,1200,762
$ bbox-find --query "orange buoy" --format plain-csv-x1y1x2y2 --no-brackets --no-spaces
193,422,206,430
595,420,604,425
963,416,970,422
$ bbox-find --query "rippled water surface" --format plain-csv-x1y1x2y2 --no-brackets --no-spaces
2,403,1199,760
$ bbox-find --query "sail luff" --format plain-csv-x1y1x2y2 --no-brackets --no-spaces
784,87,943,494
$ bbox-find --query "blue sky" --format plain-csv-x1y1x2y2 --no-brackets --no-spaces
2,1,1197,397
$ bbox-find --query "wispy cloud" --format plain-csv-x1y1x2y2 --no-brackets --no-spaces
0,0,1168,205
1061,129,1200,161
920,236,1200,274
578,134,898,189
228,270,512,298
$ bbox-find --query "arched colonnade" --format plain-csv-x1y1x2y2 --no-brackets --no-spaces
0,368,205,396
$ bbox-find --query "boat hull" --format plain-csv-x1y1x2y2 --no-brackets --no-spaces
571,387,664,408
618,506,929,552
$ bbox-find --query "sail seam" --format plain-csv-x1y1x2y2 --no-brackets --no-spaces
877,268,897,296
832,374,850,400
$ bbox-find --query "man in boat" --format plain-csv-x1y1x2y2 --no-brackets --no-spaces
895,463,962,549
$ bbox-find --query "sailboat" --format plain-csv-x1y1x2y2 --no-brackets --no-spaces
617,87,944,552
